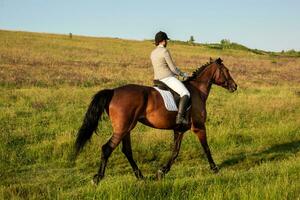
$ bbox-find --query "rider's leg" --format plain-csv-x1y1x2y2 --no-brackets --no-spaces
176,95,190,125
160,76,190,125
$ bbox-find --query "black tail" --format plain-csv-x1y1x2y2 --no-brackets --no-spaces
74,89,114,157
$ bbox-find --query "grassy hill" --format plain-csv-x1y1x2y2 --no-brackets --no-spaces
0,29,300,199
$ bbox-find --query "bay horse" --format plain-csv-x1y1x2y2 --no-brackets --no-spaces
75,58,237,184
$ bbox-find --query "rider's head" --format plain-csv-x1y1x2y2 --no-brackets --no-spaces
155,31,170,47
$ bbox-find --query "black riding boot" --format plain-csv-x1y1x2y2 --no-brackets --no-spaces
176,95,190,125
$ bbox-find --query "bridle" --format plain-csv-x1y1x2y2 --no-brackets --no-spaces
212,62,230,88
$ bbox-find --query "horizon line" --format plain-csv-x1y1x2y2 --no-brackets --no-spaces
1,28,299,53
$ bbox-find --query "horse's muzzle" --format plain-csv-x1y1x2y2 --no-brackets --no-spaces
228,82,238,93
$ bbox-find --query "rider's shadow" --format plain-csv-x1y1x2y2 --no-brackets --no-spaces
219,140,300,169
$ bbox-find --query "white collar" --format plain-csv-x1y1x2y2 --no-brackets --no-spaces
158,44,165,48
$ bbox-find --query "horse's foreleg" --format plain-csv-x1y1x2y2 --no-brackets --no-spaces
92,134,122,185
192,126,219,173
156,131,184,180
122,133,144,179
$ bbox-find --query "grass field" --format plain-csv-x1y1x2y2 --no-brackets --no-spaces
0,30,300,199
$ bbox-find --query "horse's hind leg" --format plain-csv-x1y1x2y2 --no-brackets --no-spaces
93,106,141,184
156,131,184,180
92,134,122,185
122,133,144,179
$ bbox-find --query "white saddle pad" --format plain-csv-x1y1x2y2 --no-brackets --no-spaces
154,87,178,111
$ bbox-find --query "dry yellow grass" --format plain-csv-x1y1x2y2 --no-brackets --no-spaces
1,29,300,89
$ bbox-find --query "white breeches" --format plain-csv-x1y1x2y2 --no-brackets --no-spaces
160,76,190,97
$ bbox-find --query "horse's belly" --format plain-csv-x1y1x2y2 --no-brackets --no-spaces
139,111,177,130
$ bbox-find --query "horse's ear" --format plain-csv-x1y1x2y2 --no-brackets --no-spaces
209,57,214,63
216,58,223,64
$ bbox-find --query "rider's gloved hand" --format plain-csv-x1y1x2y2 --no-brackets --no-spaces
181,72,189,79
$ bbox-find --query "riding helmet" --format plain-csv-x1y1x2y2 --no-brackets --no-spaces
155,31,170,45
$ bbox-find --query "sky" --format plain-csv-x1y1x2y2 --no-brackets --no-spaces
0,0,299,51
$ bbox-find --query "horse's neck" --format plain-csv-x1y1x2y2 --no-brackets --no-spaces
191,66,215,101
190,81,212,102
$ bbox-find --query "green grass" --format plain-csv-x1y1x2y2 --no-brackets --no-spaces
0,30,300,199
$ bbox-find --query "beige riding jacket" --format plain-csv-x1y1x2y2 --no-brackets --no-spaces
150,45,183,80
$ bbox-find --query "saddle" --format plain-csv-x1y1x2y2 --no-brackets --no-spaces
153,80,191,110
153,80,181,104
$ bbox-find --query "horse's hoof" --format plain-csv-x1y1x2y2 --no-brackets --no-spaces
156,169,165,181
91,174,101,185
137,174,145,180
91,179,97,185
211,166,219,173
134,170,145,180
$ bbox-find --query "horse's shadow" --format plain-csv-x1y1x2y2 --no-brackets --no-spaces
219,140,300,169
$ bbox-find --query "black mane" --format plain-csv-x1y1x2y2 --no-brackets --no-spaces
184,62,211,82
184,58,223,82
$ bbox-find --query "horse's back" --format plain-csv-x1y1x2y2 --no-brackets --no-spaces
114,84,152,92
112,84,152,103
109,84,151,116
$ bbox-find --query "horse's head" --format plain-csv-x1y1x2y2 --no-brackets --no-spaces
211,58,237,92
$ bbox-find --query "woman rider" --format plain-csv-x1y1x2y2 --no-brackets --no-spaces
150,31,190,125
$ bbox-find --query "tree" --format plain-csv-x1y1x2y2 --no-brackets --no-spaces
220,39,231,49
189,35,195,44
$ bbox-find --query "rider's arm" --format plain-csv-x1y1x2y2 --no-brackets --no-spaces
164,49,185,76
